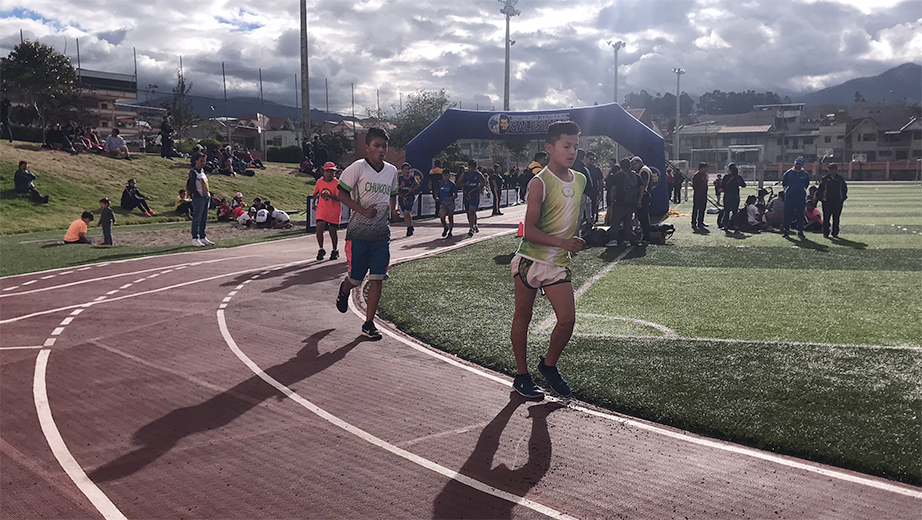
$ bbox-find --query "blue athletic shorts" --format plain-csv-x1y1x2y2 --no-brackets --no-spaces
345,239,390,285
465,194,480,210
400,196,415,212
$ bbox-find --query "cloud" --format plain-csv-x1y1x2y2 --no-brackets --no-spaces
0,0,918,115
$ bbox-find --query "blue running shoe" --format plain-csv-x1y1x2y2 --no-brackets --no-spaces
361,320,382,340
537,356,572,397
513,373,545,400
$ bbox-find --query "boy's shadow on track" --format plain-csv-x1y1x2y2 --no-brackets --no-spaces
785,235,830,251
88,328,362,483
432,393,564,519
218,260,345,293
830,236,867,249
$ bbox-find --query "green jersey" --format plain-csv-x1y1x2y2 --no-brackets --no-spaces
515,167,586,267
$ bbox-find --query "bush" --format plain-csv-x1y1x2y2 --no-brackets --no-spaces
175,138,198,154
11,125,44,143
198,138,229,152
267,146,303,164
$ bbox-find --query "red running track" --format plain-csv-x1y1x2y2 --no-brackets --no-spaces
2,207,920,519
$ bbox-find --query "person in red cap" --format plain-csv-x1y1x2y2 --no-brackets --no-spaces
313,162,342,260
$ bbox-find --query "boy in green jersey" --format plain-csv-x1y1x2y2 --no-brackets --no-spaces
510,121,585,399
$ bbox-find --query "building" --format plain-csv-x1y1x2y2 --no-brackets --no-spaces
75,69,140,139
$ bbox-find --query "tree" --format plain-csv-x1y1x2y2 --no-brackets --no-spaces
502,137,530,166
168,70,196,137
383,89,456,150
589,136,617,163
0,40,78,127
317,132,352,164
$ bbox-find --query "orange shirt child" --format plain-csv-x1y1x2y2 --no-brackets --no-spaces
313,177,342,225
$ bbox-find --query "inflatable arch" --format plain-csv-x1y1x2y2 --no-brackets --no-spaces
405,103,669,215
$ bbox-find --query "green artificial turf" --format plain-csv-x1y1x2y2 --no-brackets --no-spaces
379,182,922,485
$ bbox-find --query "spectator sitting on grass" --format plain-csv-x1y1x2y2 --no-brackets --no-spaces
804,200,823,232
237,206,256,227
252,197,264,211
64,211,94,244
14,160,50,203
104,128,132,160
175,189,193,217
217,146,236,176
765,190,785,230
741,195,768,233
299,156,313,175
270,206,291,228
121,179,155,216
216,198,233,221
45,123,77,154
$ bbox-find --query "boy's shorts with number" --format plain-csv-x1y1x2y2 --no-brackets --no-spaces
440,201,455,214
345,239,389,286
316,219,339,229
511,254,571,290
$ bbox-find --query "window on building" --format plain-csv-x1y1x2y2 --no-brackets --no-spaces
913,131,922,139
777,138,783,146
824,136,831,143
100,103,108,109
837,135,844,142
878,150,892,157
896,150,908,160
912,149,921,158
861,133,876,142
268,136,283,147
100,121,109,127
804,137,814,145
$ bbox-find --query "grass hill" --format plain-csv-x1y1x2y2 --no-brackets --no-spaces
800,62,922,106
0,140,317,234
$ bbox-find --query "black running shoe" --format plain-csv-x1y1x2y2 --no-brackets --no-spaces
317,248,326,261
361,320,382,340
513,373,545,400
330,250,339,260
442,226,448,237
335,282,349,313
537,356,572,397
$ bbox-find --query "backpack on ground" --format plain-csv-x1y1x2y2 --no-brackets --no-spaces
583,227,609,247
648,223,675,245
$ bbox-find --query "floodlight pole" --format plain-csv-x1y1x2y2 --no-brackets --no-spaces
500,0,521,111
672,68,685,162
608,40,625,104
300,0,310,140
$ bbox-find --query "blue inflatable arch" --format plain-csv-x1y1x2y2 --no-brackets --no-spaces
405,102,669,215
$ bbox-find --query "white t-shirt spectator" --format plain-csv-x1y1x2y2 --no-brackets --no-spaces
105,134,126,152
255,208,269,223
271,209,290,224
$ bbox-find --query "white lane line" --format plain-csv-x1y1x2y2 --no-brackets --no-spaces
535,246,634,334
50,327,65,336
133,279,146,284
119,284,133,290
222,297,232,303
147,274,159,279
43,338,56,347
75,268,90,271
569,313,678,338
61,271,76,274
105,290,119,295
70,309,84,316
0,345,45,350
161,270,173,274
93,296,107,302
228,291,237,296
358,299,922,499
1,257,251,299
41,275,57,280
3,286,20,291
0,260,310,325
60,317,74,326
22,280,37,286
235,285,245,290
219,303,227,309
34,350,127,520
216,308,577,520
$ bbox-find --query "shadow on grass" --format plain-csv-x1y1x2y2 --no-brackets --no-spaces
786,235,830,251
693,227,710,235
722,230,749,240
493,253,515,265
831,236,868,249
599,245,647,262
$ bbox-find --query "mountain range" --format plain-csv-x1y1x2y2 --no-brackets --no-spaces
151,62,921,123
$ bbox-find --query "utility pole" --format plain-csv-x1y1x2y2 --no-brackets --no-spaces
499,0,520,111
672,68,685,162
608,40,625,104
300,0,310,140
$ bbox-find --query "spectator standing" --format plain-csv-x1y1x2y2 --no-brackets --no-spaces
781,156,811,238
1,96,12,142
672,169,685,204
139,135,146,155
188,153,213,246
691,162,709,229
523,152,548,203
438,169,458,238
104,128,132,160
332,128,399,340
720,164,746,232
584,152,604,223
98,198,116,245
816,163,847,238
14,160,49,203
607,158,642,245
428,159,444,200
120,179,155,216
631,156,653,243
160,116,174,159
64,211,94,244
312,136,328,176
490,164,504,216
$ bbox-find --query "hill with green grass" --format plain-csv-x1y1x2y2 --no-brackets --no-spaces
0,140,317,234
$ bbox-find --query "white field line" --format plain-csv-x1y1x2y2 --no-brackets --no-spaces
535,246,635,334
33,350,127,520
217,304,577,520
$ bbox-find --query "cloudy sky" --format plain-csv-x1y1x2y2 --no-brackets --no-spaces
1,0,919,116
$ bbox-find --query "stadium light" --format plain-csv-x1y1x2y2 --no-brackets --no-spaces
499,0,521,111
672,68,686,161
607,40,625,104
